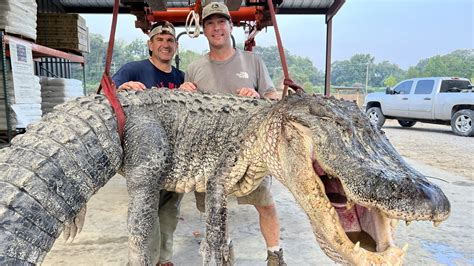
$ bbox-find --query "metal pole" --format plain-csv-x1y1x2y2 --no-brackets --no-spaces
365,63,369,95
324,18,333,96
0,31,12,143
82,63,86,95
267,0,291,97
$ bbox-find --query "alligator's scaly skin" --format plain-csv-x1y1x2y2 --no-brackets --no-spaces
0,89,450,265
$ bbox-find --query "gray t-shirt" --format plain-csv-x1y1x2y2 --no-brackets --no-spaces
185,49,275,96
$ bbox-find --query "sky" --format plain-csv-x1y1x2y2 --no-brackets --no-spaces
82,0,473,70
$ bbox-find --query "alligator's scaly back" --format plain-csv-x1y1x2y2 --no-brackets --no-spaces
0,95,123,264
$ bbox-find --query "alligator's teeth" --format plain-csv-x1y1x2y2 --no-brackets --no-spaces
326,202,332,209
405,220,412,226
402,243,409,252
354,241,360,252
346,200,354,210
434,221,441,227
390,219,399,229
329,207,335,215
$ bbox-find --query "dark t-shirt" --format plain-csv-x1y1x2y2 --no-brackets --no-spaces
112,59,184,89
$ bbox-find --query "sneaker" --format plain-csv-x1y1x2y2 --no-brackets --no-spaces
266,248,287,266
157,262,173,266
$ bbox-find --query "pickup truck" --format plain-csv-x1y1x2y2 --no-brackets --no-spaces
363,77,474,137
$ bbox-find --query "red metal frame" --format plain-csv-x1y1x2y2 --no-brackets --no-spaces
3,34,84,64
147,6,259,27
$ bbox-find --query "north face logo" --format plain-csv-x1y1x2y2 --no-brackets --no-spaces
236,72,249,79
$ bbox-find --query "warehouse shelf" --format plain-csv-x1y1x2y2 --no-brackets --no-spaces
3,34,84,64
1,31,85,146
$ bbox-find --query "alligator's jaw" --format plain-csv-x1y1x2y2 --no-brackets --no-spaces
273,121,406,264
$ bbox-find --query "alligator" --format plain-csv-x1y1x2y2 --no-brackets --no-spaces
0,89,450,265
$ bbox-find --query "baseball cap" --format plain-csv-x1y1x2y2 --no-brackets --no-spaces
202,2,231,20
148,21,176,39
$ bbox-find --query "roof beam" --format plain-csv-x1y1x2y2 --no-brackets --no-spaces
326,0,345,22
145,0,167,11
277,8,329,15
225,0,243,11
63,6,132,13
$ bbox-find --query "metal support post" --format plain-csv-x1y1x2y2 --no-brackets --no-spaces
0,31,12,144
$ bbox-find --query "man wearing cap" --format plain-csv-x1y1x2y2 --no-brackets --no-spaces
113,20,183,91
112,21,184,266
179,3,286,266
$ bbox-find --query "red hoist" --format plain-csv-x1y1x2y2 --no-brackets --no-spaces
98,0,303,143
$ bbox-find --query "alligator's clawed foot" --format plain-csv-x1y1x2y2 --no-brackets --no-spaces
200,239,233,265
63,205,87,242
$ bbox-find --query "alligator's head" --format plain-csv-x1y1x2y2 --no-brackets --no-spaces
266,92,450,265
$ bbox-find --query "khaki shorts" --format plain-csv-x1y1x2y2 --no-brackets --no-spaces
195,176,274,213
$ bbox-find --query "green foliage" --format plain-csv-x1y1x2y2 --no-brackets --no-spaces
372,61,404,87
405,49,473,79
252,46,323,90
383,75,398,87
176,49,204,71
331,54,405,88
83,33,149,90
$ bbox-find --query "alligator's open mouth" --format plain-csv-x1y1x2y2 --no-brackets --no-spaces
311,160,407,264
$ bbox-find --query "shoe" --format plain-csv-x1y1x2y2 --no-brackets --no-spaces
157,262,174,266
266,248,287,266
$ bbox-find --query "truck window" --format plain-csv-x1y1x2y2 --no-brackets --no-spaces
440,80,471,93
414,80,435,94
393,81,413,94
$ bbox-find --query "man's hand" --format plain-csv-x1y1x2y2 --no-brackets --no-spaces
118,81,146,91
237,87,260,98
263,90,279,100
179,82,198,92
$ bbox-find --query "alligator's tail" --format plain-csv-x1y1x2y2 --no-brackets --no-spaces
0,94,123,265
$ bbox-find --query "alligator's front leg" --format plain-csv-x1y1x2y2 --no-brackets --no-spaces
201,144,244,266
122,111,170,265
201,175,231,266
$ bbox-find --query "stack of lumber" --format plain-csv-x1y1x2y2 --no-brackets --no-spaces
0,0,37,40
37,13,89,53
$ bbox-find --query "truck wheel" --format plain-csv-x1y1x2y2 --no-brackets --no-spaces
366,107,385,127
451,109,474,137
398,120,417,127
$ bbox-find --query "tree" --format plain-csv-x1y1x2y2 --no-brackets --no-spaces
253,46,323,90
405,49,473,79
83,33,107,92
372,61,404,87
124,39,148,62
383,75,398,87
331,54,375,87
176,49,203,71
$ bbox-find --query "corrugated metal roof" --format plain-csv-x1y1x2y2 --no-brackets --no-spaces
52,0,335,14
280,0,334,9
59,0,115,7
